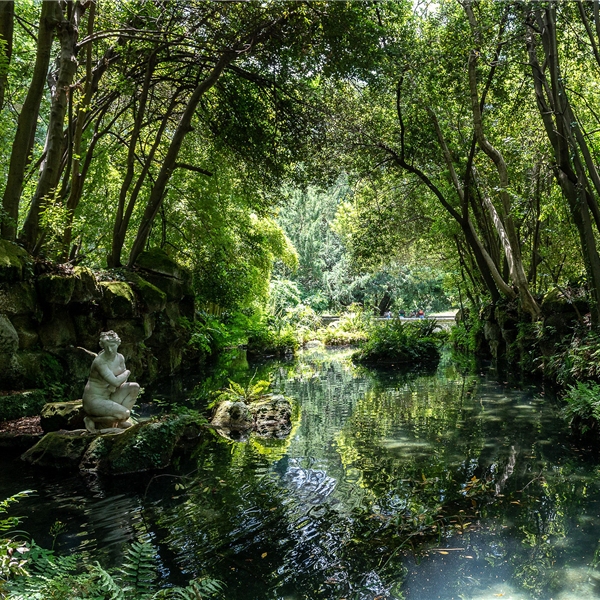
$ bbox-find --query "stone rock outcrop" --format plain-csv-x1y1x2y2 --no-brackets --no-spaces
0,244,198,400
40,400,85,433
21,414,206,473
21,429,96,468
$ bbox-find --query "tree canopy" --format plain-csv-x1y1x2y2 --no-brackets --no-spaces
2,0,600,319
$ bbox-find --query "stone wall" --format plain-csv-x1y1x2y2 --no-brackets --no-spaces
0,241,197,409
477,294,587,368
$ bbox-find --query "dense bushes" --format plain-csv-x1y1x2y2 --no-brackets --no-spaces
353,318,444,365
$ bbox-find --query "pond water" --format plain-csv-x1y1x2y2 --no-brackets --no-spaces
3,347,600,600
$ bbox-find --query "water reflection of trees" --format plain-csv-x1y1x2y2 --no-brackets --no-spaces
148,351,600,599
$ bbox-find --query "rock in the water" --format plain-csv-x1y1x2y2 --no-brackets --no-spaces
21,413,206,474
211,401,253,430
40,400,85,432
211,395,293,440
21,429,97,469
80,414,205,474
250,395,292,438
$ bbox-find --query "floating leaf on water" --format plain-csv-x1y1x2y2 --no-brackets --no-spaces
261,552,268,559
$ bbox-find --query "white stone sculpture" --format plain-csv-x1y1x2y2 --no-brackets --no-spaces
82,331,140,433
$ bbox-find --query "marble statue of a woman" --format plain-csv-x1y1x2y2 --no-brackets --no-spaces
82,331,140,433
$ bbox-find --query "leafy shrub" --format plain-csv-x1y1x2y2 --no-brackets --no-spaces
353,318,443,365
318,304,371,346
450,309,483,354
211,378,271,407
562,381,600,433
1,491,33,592
545,329,600,386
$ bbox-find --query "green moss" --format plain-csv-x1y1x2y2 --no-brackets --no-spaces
135,248,184,279
0,282,37,315
89,414,206,474
99,281,136,317
0,389,47,422
71,266,98,303
127,273,167,312
0,240,32,282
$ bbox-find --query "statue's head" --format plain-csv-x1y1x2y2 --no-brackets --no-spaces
99,330,121,348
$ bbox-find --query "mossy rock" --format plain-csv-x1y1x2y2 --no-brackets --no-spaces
71,266,98,303
40,400,85,432
0,240,32,283
0,282,37,315
37,273,76,305
39,308,77,349
0,314,18,354
80,414,206,474
99,281,136,318
106,318,149,344
0,389,46,422
11,314,39,350
127,272,167,313
21,429,96,469
135,248,185,280
72,311,103,350
211,400,253,430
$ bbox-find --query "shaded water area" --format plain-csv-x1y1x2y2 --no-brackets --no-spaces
3,347,600,599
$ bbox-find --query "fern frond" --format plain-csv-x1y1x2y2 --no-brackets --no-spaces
92,561,126,600
117,540,157,597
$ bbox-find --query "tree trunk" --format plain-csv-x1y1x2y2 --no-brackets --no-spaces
526,5,600,324
108,48,157,267
21,1,86,253
0,0,14,110
467,41,540,319
1,1,57,241
126,50,235,267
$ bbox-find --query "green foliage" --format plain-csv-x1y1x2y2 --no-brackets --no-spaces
317,304,371,345
0,491,33,590
449,310,483,354
545,329,600,386
246,320,299,357
7,538,225,600
353,318,443,365
562,382,600,433
0,390,46,423
212,378,272,406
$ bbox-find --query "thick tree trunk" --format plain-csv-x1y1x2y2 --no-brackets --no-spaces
1,1,57,241
126,51,235,267
21,2,86,253
0,0,14,110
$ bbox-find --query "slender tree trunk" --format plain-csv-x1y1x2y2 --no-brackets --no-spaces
466,42,540,318
526,5,600,324
1,1,57,241
108,48,157,267
21,1,86,253
0,0,14,110
127,51,236,267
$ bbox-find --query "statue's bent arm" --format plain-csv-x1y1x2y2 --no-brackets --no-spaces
96,361,129,388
